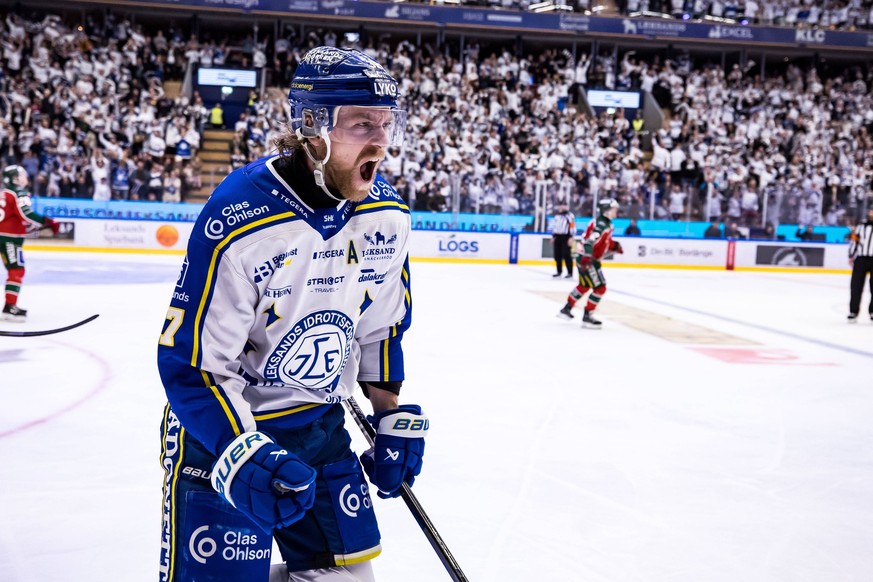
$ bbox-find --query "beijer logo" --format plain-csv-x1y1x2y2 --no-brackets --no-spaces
254,248,297,284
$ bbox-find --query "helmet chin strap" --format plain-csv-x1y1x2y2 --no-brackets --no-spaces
299,126,343,202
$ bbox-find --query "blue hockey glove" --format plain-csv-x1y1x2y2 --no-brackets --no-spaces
361,405,428,499
211,432,317,533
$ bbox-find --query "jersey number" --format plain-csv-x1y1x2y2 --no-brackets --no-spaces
159,307,185,347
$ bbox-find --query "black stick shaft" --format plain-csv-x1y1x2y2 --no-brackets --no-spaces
0,314,99,337
344,397,469,582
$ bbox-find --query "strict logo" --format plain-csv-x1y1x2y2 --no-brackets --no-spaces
307,275,346,287
263,310,355,392
339,483,372,518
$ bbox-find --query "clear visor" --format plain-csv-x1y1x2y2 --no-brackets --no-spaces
330,106,407,147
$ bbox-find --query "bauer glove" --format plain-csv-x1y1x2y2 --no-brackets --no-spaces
361,405,428,498
211,431,316,533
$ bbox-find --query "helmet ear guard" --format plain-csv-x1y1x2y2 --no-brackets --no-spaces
294,108,331,141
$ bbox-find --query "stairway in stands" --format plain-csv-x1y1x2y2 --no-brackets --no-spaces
189,130,233,203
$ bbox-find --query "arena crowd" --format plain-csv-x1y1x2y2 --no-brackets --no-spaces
0,6,870,232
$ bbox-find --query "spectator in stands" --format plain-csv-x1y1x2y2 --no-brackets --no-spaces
725,222,745,239
624,218,642,236
162,168,182,203
796,224,816,241
209,102,224,129
704,221,723,238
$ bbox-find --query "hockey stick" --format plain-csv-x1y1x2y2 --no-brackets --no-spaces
0,314,99,337
344,396,469,582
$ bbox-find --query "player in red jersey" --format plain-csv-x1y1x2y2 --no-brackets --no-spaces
557,198,623,328
0,165,59,321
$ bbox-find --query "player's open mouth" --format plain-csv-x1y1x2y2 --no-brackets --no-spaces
360,160,378,182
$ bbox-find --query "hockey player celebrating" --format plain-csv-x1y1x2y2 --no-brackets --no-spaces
557,198,623,328
156,47,427,582
0,165,59,322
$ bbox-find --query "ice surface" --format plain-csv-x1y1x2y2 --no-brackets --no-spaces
1,250,871,582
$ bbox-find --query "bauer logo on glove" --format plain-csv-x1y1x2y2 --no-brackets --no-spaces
361,405,428,498
211,431,317,533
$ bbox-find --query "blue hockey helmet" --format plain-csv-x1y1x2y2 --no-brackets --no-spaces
288,47,406,146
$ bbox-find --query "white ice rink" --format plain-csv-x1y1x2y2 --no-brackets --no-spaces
2,249,872,582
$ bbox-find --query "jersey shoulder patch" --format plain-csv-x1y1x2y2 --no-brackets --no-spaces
357,175,408,214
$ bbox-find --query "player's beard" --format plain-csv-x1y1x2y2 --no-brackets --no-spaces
325,145,385,202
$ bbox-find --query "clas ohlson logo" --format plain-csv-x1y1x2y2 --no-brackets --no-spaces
263,310,354,392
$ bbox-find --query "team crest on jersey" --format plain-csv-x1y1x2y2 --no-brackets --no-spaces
263,310,355,392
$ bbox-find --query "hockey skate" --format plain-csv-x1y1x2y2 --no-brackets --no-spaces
848,313,858,323
2,304,27,322
581,310,602,329
557,305,574,320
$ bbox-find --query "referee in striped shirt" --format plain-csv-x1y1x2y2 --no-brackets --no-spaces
551,202,576,278
848,207,873,322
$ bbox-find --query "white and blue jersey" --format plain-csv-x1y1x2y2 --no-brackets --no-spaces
157,155,412,456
